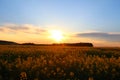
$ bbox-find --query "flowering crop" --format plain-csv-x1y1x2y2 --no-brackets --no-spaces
0,45,120,80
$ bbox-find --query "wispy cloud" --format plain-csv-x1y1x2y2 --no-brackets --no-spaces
0,23,49,43
76,32,120,42
0,23,46,34
0,28,4,31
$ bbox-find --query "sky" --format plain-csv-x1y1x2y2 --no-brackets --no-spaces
0,0,120,47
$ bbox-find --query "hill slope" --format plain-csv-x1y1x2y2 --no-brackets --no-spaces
0,40,18,45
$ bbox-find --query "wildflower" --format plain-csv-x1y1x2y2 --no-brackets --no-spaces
88,77,94,80
69,72,74,77
20,72,27,80
56,67,61,72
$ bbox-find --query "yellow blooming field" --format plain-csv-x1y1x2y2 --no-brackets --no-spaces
0,45,120,80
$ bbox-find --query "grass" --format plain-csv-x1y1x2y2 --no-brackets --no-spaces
0,45,120,80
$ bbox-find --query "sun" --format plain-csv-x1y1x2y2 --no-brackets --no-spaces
50,30,64,42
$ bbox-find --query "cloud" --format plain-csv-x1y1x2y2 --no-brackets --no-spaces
76,32,120,42
0,23,50,44
0,28,4,31
0,23,120,46
0,23,46,34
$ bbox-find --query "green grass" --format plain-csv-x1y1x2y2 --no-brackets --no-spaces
0,45,120,80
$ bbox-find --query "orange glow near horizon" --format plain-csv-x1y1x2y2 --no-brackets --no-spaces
49,30,64,42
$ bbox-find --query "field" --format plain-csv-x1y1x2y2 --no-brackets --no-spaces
0,45,120,80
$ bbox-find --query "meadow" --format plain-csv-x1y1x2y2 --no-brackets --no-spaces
0,45,120,80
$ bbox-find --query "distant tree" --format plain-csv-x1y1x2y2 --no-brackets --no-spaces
52,42,93,47
21,43,35,45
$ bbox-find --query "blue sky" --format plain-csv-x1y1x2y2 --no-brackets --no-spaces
0,0,120,46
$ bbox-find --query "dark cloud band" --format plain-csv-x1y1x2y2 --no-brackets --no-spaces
76,32,120,42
